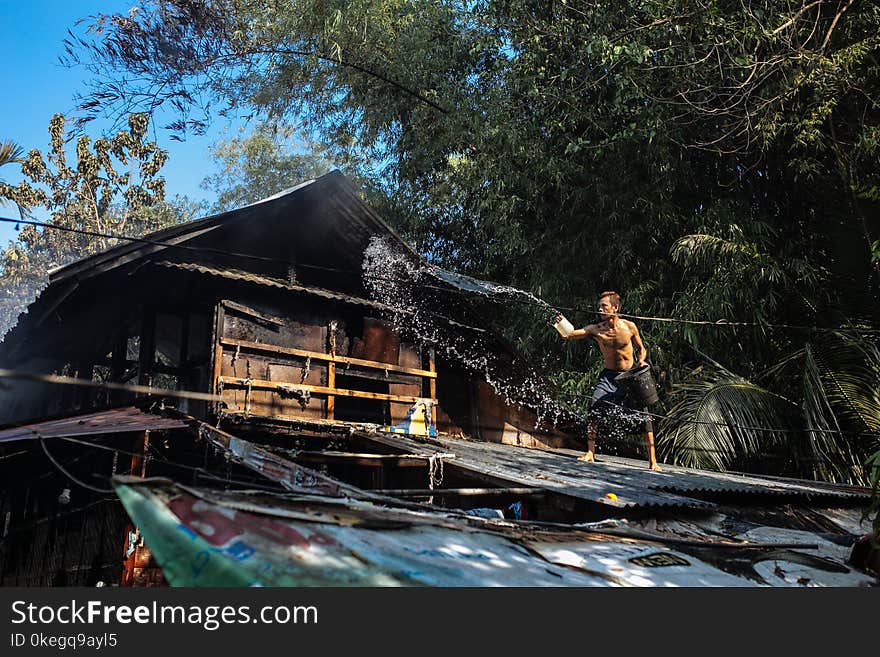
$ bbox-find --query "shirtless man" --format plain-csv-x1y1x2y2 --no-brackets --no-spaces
555,291,661,471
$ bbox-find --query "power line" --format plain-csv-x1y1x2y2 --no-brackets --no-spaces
54,427,846,486
39,435,114,494
567,395,877,439
53,418,851,475
1,215,877,335
56,435,289,493
0,364,874,441
0,368,221,403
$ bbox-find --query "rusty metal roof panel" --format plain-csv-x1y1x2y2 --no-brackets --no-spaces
0,406,188,443
582,455,872,500
358,433,870,508
46,178,326,285
359,433,715,510
150,261,395,311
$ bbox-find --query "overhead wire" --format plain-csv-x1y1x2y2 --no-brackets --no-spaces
39,435,115,494
0,363,870,440
0,359,874,444
564,395,878,439
55,435,290,493
1,215,877,335
1,215,876,454
0,368,221,403
53,419,846,471
1,377,866,466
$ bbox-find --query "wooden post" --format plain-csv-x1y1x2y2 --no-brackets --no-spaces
138,308,156,390
209,303,226,415
326,320,337,420
428,348,437,427
110,331,128,404
326,362,336,420
130,431,150,477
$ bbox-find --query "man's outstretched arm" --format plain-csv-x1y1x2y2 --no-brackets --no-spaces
563,323,597,340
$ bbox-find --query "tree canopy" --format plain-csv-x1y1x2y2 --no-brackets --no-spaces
201,122,332,212
60,0,880,482
0,113,194,336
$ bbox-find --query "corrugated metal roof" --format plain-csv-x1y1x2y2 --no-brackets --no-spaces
360,433,713,509
358,433,871,508
44,179,323,285
45,171,415,285
151,260,396,311
0,406,188,443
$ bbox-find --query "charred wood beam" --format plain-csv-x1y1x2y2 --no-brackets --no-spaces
218,376,435,405
334,368,418,386
428,348,437,427
195,422,358,497
375,487,543,497
219,338,437,379
291,451,453,468
210,303,226,416
138,308,156,388
220,300,284,327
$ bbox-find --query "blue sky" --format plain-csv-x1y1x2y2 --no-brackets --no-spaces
0,0,241,245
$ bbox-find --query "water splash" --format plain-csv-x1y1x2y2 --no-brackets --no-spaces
430,268,555,316
362,237,581,432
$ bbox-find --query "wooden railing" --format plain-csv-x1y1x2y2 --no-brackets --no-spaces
213,337,437,422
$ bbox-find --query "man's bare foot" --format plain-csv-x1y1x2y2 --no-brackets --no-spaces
577,451,595,463
649,462,662,472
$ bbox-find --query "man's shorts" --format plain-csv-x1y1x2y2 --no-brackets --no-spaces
589,368,650,433
590,368,630,409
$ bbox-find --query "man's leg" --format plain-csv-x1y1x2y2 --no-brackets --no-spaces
578,421,597,462
581,370,613,464
643,415,661,471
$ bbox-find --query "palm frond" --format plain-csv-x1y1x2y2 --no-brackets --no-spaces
659,362,798,472
801,343,862,482
864,450,880,545
811,333,880,435
799,333,880,483
0,140,24,168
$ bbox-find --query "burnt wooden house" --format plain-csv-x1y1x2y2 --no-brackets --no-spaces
1,171,875,587
0,172,575,445
0,171,582,585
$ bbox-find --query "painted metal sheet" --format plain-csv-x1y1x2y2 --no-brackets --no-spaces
115,478,878,587
0,406,187,443
113,478,612,587
737,526,876,587
566,513,879,587
528,540,751,587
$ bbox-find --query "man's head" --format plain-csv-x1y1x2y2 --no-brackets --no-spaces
597,291,621,319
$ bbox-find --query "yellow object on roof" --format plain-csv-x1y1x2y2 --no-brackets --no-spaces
382,400,437,437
